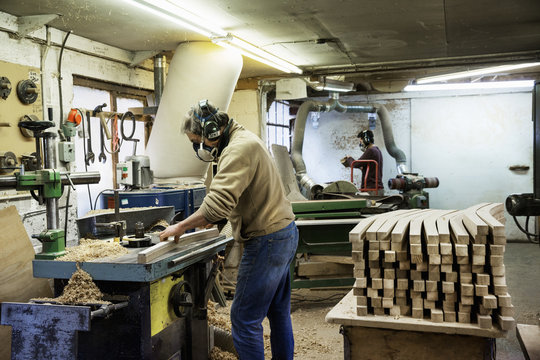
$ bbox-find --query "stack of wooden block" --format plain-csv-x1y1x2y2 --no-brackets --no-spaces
350,203,515,331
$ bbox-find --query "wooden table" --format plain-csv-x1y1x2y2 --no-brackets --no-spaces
516,324,540,360
326,290,507,359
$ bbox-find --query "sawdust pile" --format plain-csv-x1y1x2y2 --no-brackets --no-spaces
209,347,237,360
36,265,109,305
56,239,128,262
208,301,232,331
147,219,169,231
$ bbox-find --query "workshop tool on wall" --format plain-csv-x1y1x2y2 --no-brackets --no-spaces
98,120,106,163
93,103,111,139
0,76,12,99
85,110,95,165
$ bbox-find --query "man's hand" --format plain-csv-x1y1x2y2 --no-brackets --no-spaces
159,223,186,243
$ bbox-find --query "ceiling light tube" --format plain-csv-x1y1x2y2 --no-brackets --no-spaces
417,62,540,84
404,80,535,91
123,0,227,38
214,36,302,74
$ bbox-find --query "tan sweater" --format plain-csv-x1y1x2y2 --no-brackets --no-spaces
198,120,295,242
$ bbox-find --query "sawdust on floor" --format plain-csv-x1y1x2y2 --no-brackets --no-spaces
55,238,129,262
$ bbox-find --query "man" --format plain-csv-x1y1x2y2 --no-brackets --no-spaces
160,100,298,360
342,129,384,195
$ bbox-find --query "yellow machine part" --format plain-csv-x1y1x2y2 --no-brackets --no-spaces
150,275,183,336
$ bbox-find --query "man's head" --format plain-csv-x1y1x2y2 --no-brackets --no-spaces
357,129,374,147
183,100,231,161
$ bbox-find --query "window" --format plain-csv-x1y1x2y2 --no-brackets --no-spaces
266,101,293,152
72,81,149,216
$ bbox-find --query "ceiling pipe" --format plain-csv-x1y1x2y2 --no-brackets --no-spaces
291,93,408,198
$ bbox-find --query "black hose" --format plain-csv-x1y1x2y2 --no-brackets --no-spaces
512,216,539,243
93,188,116,211
58,30,72,126
80,110,93,210
64,185,70,247
120,111,136,140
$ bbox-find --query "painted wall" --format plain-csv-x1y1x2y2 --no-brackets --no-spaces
302,90,533,240
228,89,260,136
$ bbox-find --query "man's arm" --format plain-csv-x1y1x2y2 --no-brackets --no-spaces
159,208,210,243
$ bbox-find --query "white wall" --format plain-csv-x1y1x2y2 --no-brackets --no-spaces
302,90,533,240
0,11,153,249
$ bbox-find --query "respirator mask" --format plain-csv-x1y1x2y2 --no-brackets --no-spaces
193,142,218,162
359,142,366,152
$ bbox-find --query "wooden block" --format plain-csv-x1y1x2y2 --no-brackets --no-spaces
384,268,396,279
489,244,505,255
395,289,407,298
411,254,423,264
368,250,380,261
463,203,489,238
441,255,453,264
491,265,505,276
442,282,454,294
440,243,453,255
373,307,386,315
461,296,474,305
444,311,456,322
494,284,508,296
455,244,468,256
458,312,471,323
354,278,367,289
460,272,473,284
492,236,507,245
412,298,424,309
380,240,391,251
472,265,485,274
398,260,411,270
383,278,394,289
396,269,408,278
460,264,472,273
410,270,423,281
396,251,408,262
431,309,444,323
410,243,422,255
427,244,439,255
445,293,458,302
426,291,439,301
138,228,219,263
475,284,489,296
445,272,458,282
410,290,423,299
384,250,396,262
441,264,453,273
399,305,411,316
499,305,514,317
369,267,381,278
367,287,379,298
490,255,504,267
460,283,474,296
297,261,353,276
390,305,401,316
356,296,368,306
477,314,493,329
429,255,441,265
371,296,382,308
449,212,471,244
476,203,505,236
382,297,394,308
493,276,506,285
437,211,456,243
396,297,408,306
476,273,490,285
424,210,455,245
371,278,383,289
425,280,438,292
354,259,366,270
383,288,395,298
497,315,515,331
353,267,365,278
459,303,472,313
369,240,380,250
351,239,365,251
417,262,429,272
428,271,440,282
478,304,492,316
356,305,368,316
483,295,498,309
472,244,486,255
472,255,485,265
424,300,436,309
397,279,409,290
456,256,469,265
351,251,363,262
412,308,424,319
353,287,366,296
443,301,456,311
498,294,512,307
382,262,394,269
413,280,426,292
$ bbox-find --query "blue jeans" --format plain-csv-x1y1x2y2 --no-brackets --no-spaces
231,221,298,360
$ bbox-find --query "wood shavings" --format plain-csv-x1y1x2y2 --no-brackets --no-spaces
210,347,237,360
147,219,169,231
55,238,128,262
208,300,232,331
35,265,109,305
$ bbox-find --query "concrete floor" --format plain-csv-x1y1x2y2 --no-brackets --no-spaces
497,241,540,360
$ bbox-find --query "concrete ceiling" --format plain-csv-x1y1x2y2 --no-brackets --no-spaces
1,0,540,88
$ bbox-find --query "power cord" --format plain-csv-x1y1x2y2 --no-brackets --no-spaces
512,216,539,244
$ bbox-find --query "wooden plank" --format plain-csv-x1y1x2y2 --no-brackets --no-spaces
437,212,457,243
297,261,353,276
376,209,422,241
365,210,410,241
391,210,428,243
462,203,489,240
476,203,505,237
516,324,540,360
310,255,354,264
449,212,470,244
424,210,456,244
409,210,439,244
137,228,219,264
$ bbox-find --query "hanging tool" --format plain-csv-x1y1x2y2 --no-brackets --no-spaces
85,111,95,165
93,103,111,139
98,121,106,163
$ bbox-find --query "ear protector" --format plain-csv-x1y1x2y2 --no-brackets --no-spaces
195,99,221,140
358,130,374,145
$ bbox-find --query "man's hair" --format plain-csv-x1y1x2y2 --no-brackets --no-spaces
182,100,229,137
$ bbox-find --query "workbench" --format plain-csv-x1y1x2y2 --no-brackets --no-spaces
2,235,233,360
326,290,507,359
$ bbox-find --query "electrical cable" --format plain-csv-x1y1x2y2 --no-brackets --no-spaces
92,188,116,211
58,30,72,126
120,111,136,140
512,215,539,243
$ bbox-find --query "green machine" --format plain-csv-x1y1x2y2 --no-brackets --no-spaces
0,120,100,259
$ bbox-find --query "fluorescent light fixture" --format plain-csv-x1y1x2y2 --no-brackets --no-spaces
123,0,302,74
404,80,535,92
213,36,302,74
417,62,540,84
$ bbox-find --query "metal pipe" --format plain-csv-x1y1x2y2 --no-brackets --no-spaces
42,133,59,229
374,105,408,174
153,54,165,106
0,172,101,188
